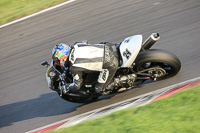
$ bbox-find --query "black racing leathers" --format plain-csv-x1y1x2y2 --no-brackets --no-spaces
66,42,119,93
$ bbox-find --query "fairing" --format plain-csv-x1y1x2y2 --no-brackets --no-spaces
119,35,142,67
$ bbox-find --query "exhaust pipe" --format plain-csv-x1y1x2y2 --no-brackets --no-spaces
142,33,160,50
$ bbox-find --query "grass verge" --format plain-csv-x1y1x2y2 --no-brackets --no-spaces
0,0,69,25
49,85,200,133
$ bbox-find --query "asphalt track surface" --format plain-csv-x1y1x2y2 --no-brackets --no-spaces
0,0,200,132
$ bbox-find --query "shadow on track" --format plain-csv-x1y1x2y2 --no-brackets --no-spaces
0,80,153,128
0,92,83,128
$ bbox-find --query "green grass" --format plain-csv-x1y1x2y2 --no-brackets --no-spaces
0,0,69,25
50,85,200,133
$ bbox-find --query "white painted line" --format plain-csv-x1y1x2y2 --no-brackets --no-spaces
26,77,200,133
116,97,143,110
58,112,96,129
0,0,76,29
25,119,69,133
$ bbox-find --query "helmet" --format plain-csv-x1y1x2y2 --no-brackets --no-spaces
52,43,71,66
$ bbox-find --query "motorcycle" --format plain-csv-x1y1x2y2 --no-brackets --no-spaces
41,33,181,103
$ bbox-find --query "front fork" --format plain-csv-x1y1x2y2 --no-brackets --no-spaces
58,74,69,96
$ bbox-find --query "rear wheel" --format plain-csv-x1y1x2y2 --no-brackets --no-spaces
134,49,181,80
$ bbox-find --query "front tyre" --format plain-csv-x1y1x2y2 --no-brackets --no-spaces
134,49,181,80
57,92,99,103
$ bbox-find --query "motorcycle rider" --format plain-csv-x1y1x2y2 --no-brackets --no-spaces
52,42,120,94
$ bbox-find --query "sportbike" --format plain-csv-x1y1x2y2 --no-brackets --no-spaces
41,33,181,103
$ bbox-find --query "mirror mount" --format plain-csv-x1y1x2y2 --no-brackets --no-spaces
41,61,49,68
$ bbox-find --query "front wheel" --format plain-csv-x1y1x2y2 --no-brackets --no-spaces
133,49,181,80
57,92,99,103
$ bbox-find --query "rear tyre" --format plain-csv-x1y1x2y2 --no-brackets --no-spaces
134,49,181,80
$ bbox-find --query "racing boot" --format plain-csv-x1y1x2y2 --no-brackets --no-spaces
95,83,104,94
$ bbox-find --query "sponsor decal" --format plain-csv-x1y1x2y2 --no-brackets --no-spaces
105,45,110,62
102,69,108,81
98,69,109,83
124,39,130,43
123,48,132,59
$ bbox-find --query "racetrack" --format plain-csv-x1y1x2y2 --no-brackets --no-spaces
0,0,200,132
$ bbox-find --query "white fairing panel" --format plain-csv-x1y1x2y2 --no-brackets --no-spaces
120,35,142,67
